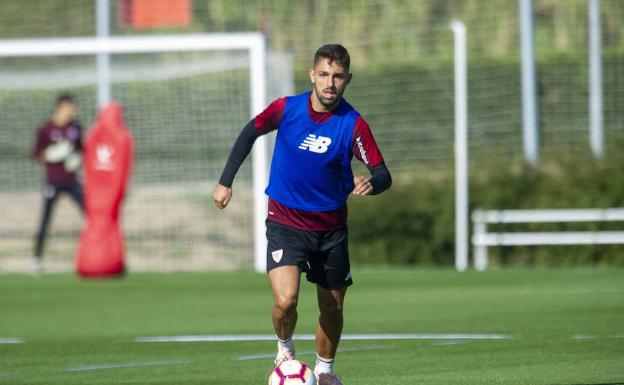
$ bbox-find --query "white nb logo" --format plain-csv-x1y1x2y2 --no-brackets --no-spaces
298,134,332,154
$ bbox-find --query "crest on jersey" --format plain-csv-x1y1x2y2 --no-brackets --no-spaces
95,144,115,171
271,249,283,263
67,126,79,140
50,129,63,142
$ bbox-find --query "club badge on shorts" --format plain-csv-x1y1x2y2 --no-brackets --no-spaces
271,249,283,263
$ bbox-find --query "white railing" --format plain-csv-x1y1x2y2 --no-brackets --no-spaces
471,208,624,270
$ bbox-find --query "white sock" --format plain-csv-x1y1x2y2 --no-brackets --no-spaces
314,354,334,374
277,336,294,352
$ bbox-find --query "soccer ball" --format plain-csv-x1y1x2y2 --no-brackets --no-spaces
268,360,316,385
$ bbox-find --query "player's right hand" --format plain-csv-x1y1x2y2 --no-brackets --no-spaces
213,184,232,209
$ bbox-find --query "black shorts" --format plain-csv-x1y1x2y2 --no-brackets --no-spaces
266,220,353,290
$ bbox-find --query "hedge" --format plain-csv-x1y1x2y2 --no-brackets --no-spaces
348,151,624,267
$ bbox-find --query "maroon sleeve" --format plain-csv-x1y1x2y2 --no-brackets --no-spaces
254,97,286,134
32,124,49,159
352,115,384,168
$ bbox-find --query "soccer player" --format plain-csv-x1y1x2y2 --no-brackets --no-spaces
32,93,84,273
213,44,391,385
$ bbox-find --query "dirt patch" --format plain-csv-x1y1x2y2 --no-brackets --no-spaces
0,182,256,273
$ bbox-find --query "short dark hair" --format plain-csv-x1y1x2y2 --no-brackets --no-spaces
313,44,350,72
55,92,76,107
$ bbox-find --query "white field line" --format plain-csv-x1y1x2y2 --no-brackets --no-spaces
67,360,192,372
571,333,624,340
137,334,277,342
237,345,389,361
518,289,624,295
0,338,23,344
135,333,512,343
432,340,470,346
341,334,511,340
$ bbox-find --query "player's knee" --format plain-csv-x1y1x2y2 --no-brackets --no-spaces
318,297,343,315
275,293,298,314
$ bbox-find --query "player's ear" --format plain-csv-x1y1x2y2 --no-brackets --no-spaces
309,68,315,84
346,73,352,86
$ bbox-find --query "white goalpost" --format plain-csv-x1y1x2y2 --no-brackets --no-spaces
451,21,469,272
0,33,269,272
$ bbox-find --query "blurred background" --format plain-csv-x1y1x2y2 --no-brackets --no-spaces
1,0,623,272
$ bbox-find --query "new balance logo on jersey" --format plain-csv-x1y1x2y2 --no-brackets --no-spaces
298,134,332,154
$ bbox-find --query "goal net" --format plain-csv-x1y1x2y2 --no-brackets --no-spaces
0,34,290,272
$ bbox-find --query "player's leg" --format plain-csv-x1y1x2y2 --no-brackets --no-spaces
309,227,351,384
266,220,315,366
314,286,347,385
66,182,85,213
269,265,301,365
315,285,347,360
269,265,301,340
33,184,60,271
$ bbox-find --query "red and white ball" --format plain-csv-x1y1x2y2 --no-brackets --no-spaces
268,360,316,385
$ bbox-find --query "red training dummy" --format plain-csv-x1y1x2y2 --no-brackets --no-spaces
77,102,133,278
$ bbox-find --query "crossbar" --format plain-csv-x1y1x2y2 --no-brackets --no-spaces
0,33,263,57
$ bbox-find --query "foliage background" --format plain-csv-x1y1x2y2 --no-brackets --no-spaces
0,0,623,266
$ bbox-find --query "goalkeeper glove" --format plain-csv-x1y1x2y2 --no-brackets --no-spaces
44,140,73,163
64,152,82,172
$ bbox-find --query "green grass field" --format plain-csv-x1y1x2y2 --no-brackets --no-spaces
0,268,622,385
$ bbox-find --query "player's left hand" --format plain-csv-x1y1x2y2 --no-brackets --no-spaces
352,176,373,195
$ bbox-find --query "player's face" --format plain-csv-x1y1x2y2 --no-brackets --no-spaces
56,102,77,124
309,58,351,111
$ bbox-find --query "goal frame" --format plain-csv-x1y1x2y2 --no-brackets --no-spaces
0,33,269,272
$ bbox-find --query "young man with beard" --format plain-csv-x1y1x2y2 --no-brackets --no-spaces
214,44,392,384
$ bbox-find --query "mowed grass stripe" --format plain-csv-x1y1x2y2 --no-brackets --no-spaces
0,268,622,384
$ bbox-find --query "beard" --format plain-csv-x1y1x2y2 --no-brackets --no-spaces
314,86,341,110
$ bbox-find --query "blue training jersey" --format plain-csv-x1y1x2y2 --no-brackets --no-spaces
265,91,359,212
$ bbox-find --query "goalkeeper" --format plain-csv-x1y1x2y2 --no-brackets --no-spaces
31,93,84,273
214,44,391,385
